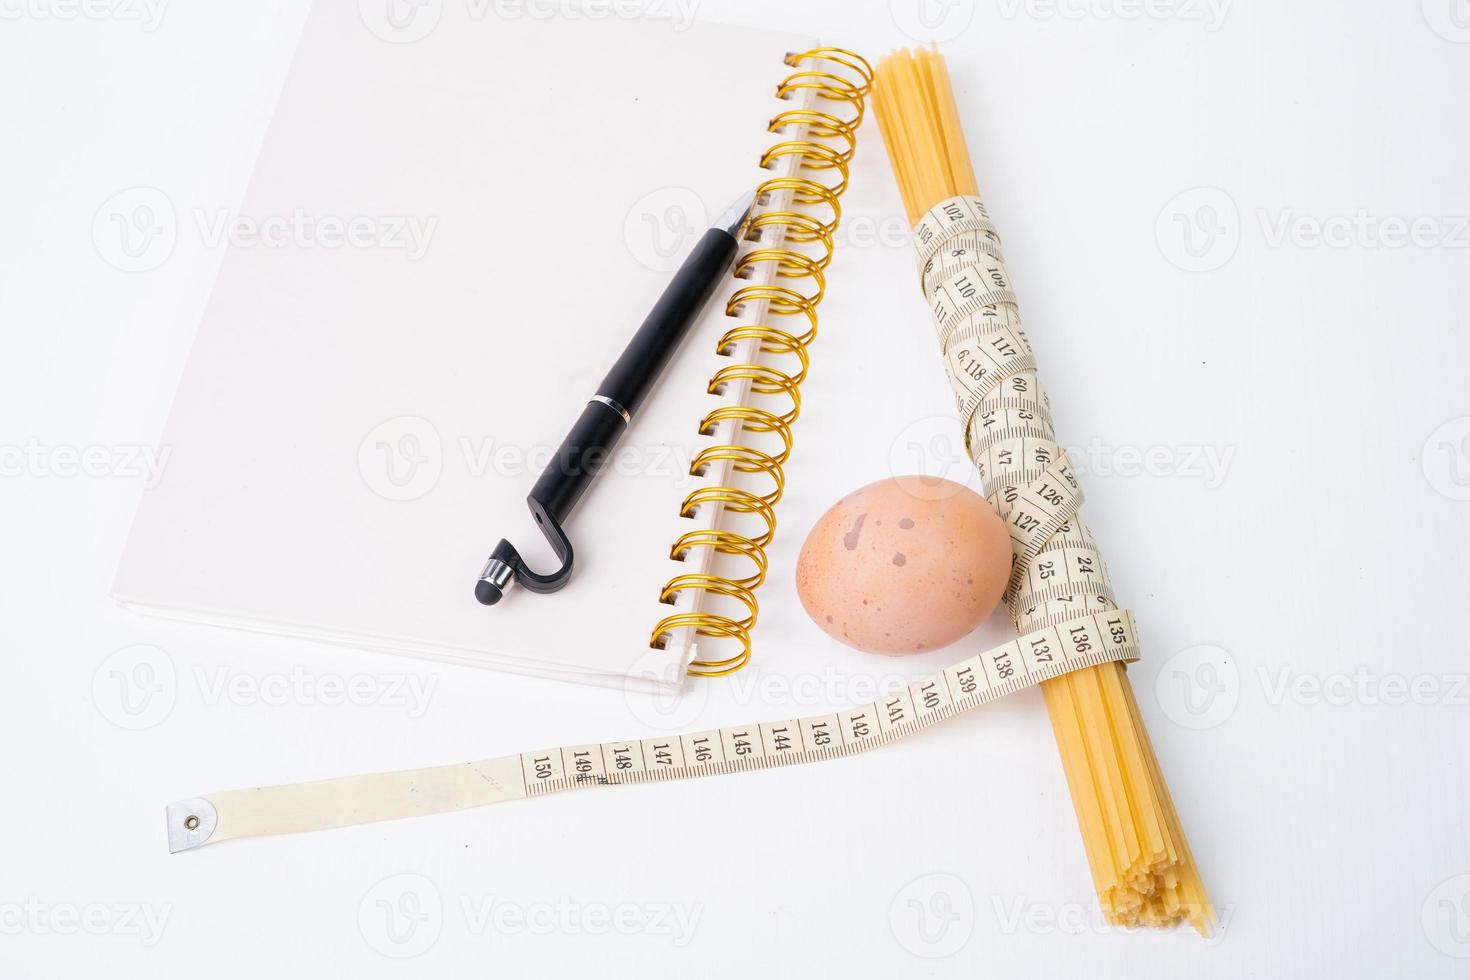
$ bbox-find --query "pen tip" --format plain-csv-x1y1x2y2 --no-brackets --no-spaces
716,189,758,238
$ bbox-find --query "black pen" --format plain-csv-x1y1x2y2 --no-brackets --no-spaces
475,189,757,605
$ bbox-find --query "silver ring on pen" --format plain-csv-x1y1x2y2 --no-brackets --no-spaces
589,395,631,424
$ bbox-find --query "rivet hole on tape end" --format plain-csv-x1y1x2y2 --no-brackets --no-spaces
166,797,217,853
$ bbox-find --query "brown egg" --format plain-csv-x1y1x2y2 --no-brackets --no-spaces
795,477,1013,655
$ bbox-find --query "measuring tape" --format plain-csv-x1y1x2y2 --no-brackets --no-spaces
164,193,1140,853
912,194,1124,640
166,609,1137,851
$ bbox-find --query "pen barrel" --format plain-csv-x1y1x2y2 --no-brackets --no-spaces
525,227,737,536
597,227,738,417
529,400,628,525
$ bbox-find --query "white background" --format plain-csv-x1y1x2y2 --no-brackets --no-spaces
4,0,1470,976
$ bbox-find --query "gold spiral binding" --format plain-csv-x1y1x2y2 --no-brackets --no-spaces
650,47,872,678
669,529,768,589
743,212,834,269
769,109,858,164
753,176,843,234
679,486,776,548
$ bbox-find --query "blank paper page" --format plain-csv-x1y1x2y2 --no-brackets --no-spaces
113,3,817,686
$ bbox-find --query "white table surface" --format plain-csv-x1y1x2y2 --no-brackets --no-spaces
4,1,1469,976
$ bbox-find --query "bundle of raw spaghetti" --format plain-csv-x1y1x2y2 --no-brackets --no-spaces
873,47,1213,934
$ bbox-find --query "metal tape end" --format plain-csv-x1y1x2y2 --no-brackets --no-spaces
166,797,218,853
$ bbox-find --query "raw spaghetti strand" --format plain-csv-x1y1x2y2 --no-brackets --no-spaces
873,46,1213,934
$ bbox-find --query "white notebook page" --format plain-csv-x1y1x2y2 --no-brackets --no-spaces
112,3,818,688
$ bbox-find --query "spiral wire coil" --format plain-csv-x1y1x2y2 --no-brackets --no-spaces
649,48,873,677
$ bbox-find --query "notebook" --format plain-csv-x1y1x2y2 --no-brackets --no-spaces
112,3,869,691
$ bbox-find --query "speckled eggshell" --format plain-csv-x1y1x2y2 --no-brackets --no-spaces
795,477,1012,655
